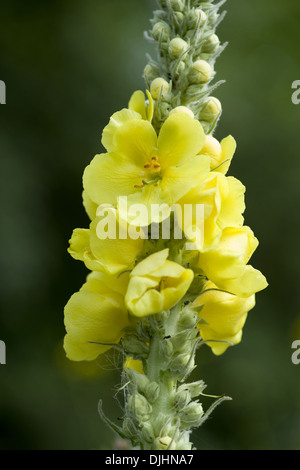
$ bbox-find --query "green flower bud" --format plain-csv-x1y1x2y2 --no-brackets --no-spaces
123,417,137,437
150,77,170,99
177,380,206,398
152,21,171,42
181,401,204,428
123,335,149,356
170,352,191,373
174,11,184,24
170,0,185,12
171,60,186,79
155,436,176,450
189,60,212,84
160,338,173,358
127,393,152,421
146,381,160,403
202,33,220,53
143,63,160,85
169,37,189,58
141,422,155,443
177,307,198,329
187,8,207,29
174,388,191,409
127,368,150,394
205,97,222,115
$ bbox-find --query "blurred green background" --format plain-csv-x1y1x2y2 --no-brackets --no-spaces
0,0,300,450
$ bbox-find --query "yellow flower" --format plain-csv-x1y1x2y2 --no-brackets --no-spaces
201,134,237,174
68,207,144,275
176,171,245,249
125,249,194,317
64,271,130,361
83,109,210,226
197,226,268,297
194,281,256,355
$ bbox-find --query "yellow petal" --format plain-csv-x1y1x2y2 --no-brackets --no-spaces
131,249,169,276
158,112,206,169
102,108,142,152
128,90,147,120
215,135,237,174
114,119,157,166
83,152,144,206
89,210,144,275
194,281,255,355
64,274,129,361
82,190,98,220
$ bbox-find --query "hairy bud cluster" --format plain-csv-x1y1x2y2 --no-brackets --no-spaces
144,0,227,132
121,303,212,449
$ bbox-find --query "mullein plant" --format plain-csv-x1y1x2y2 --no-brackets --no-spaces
64,0,268,450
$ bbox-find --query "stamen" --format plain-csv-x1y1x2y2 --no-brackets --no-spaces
151,155,158,161
153,162,161,168
134,184,145,189
144,162,151,168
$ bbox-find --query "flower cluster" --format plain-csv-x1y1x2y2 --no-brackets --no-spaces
64,89,267,363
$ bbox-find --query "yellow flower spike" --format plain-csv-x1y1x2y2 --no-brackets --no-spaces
125,249,194,317
194,281,256,355
68,207,144,275
64,272,130,362
83,111,210,227
197,226,268,298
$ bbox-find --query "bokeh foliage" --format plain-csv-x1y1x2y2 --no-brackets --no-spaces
0,0,300,449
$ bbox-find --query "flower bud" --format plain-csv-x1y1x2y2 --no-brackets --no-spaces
178,380,206,398
181,401,204,428
160,338,174,358
171,59,186,79
145,382,160,403
174,11,184,24
123,417,136,437
152,21,171,42
202,34,220,53
174,388,191,409
169,37,189,58
187,8,207,29
123,335,149,356
150,77,170,99
204,97,222,116
126,368,150,394
170,0,185,12
143,63,160,84
169,106,194,119
141,423,155,443
127,393,152,421
155,436,176,450
189,60,212,84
